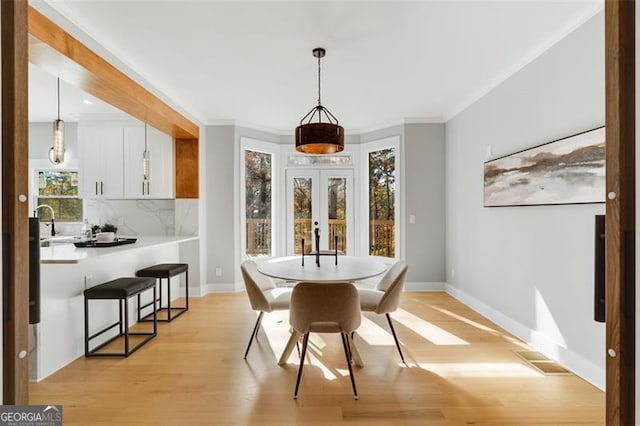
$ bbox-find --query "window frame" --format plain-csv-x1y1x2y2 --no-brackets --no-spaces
239,138,280,260
359,136,403,259
30,159,83,224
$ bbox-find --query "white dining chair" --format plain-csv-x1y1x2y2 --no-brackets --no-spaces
290,282,361,400
357,261,408,363
240,259,293,359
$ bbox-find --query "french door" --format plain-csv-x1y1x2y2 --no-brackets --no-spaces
285,169,354,256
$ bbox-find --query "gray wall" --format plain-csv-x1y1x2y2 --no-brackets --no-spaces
361,124,447,285
445,12,605,387
205,125,236,288
205,123,447,288
405,123,446,284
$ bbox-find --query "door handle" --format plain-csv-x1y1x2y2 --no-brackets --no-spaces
95,182,98,195
100,181,104,195
142,181,145,195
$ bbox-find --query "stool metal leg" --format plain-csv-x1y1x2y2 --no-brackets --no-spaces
152,285,158,336
124,298,130,356
119,299,124,335
166,277,172,322
84,296,89,356
185,270,189,310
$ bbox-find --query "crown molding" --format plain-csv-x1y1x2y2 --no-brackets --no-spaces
443,2,603,122
207,117,444,137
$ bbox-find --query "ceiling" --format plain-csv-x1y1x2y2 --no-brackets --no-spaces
29,63,127,122
33,0,602,133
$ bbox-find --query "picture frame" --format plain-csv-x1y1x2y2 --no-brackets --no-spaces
483,126,605,207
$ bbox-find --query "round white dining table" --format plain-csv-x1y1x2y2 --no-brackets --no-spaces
257,255,388,282
257,255,388,367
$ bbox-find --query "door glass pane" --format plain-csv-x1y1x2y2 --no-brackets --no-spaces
293,177,312,255
327,177,347,254
369,148,395,257
245,150,272,257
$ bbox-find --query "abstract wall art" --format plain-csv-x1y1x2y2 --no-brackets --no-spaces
484,126,605,207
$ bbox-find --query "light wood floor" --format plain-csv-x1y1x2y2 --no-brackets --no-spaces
29,292,604,425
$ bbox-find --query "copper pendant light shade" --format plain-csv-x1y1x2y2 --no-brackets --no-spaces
295,48,344,154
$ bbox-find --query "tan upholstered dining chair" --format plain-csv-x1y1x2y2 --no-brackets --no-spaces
357,261,408,363
290,282,361,399
240,259,292,359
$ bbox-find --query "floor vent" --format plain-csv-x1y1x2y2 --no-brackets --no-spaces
514,350,571,375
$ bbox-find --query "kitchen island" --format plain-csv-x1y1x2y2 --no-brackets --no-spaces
32,235,198,381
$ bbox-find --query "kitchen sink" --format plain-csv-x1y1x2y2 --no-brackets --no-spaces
39,236,79,247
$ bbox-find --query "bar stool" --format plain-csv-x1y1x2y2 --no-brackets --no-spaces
84,277,158,357
136,263,189,322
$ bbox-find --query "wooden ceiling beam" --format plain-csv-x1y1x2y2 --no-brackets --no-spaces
27,6,199,140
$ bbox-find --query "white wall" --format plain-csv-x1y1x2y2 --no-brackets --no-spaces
445,12,605,388
29,121,79,160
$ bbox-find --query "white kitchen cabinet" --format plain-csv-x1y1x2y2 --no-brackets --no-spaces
123,125,174,199
79,125,124,198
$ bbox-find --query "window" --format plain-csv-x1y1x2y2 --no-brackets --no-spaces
368,146,396,257
36,170,83,222
244,149,273,257
287,153,352,166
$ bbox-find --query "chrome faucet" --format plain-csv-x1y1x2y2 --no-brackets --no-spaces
34,204,56,236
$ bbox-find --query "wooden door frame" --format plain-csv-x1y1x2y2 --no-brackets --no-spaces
2,0,30,404
605,0,635,424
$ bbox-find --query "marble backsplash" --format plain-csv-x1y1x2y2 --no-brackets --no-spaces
40,199,175,237
85,199,176,236
37,199,200,238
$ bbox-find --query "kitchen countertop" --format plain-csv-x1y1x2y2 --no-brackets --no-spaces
40,235,198,264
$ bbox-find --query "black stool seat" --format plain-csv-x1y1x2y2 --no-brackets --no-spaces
84,277,157,358
136,263,188,278
136,263,189,323
84,277,156,299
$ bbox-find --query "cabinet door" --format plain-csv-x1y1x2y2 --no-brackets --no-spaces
123,126,146,198
124,125,174,199
100,128,125,198
79,126,124,198
146,126,174,199
79,126,102,198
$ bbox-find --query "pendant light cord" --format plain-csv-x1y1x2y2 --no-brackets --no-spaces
317,54,322,106
57,78,61,120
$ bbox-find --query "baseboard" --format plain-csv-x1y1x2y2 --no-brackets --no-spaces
405,281,446,291
180,286,206,298
445,283,604,390
198,281,445,295
203,283,238,294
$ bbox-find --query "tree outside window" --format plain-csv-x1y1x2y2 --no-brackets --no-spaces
36,171,83,222
369,148,395,257
245,150,272,256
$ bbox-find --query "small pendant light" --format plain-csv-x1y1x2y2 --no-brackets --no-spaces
143,123,150,181
49,78,65,164
295,48,344,154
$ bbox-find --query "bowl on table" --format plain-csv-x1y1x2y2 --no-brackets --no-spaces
95,232,115,243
